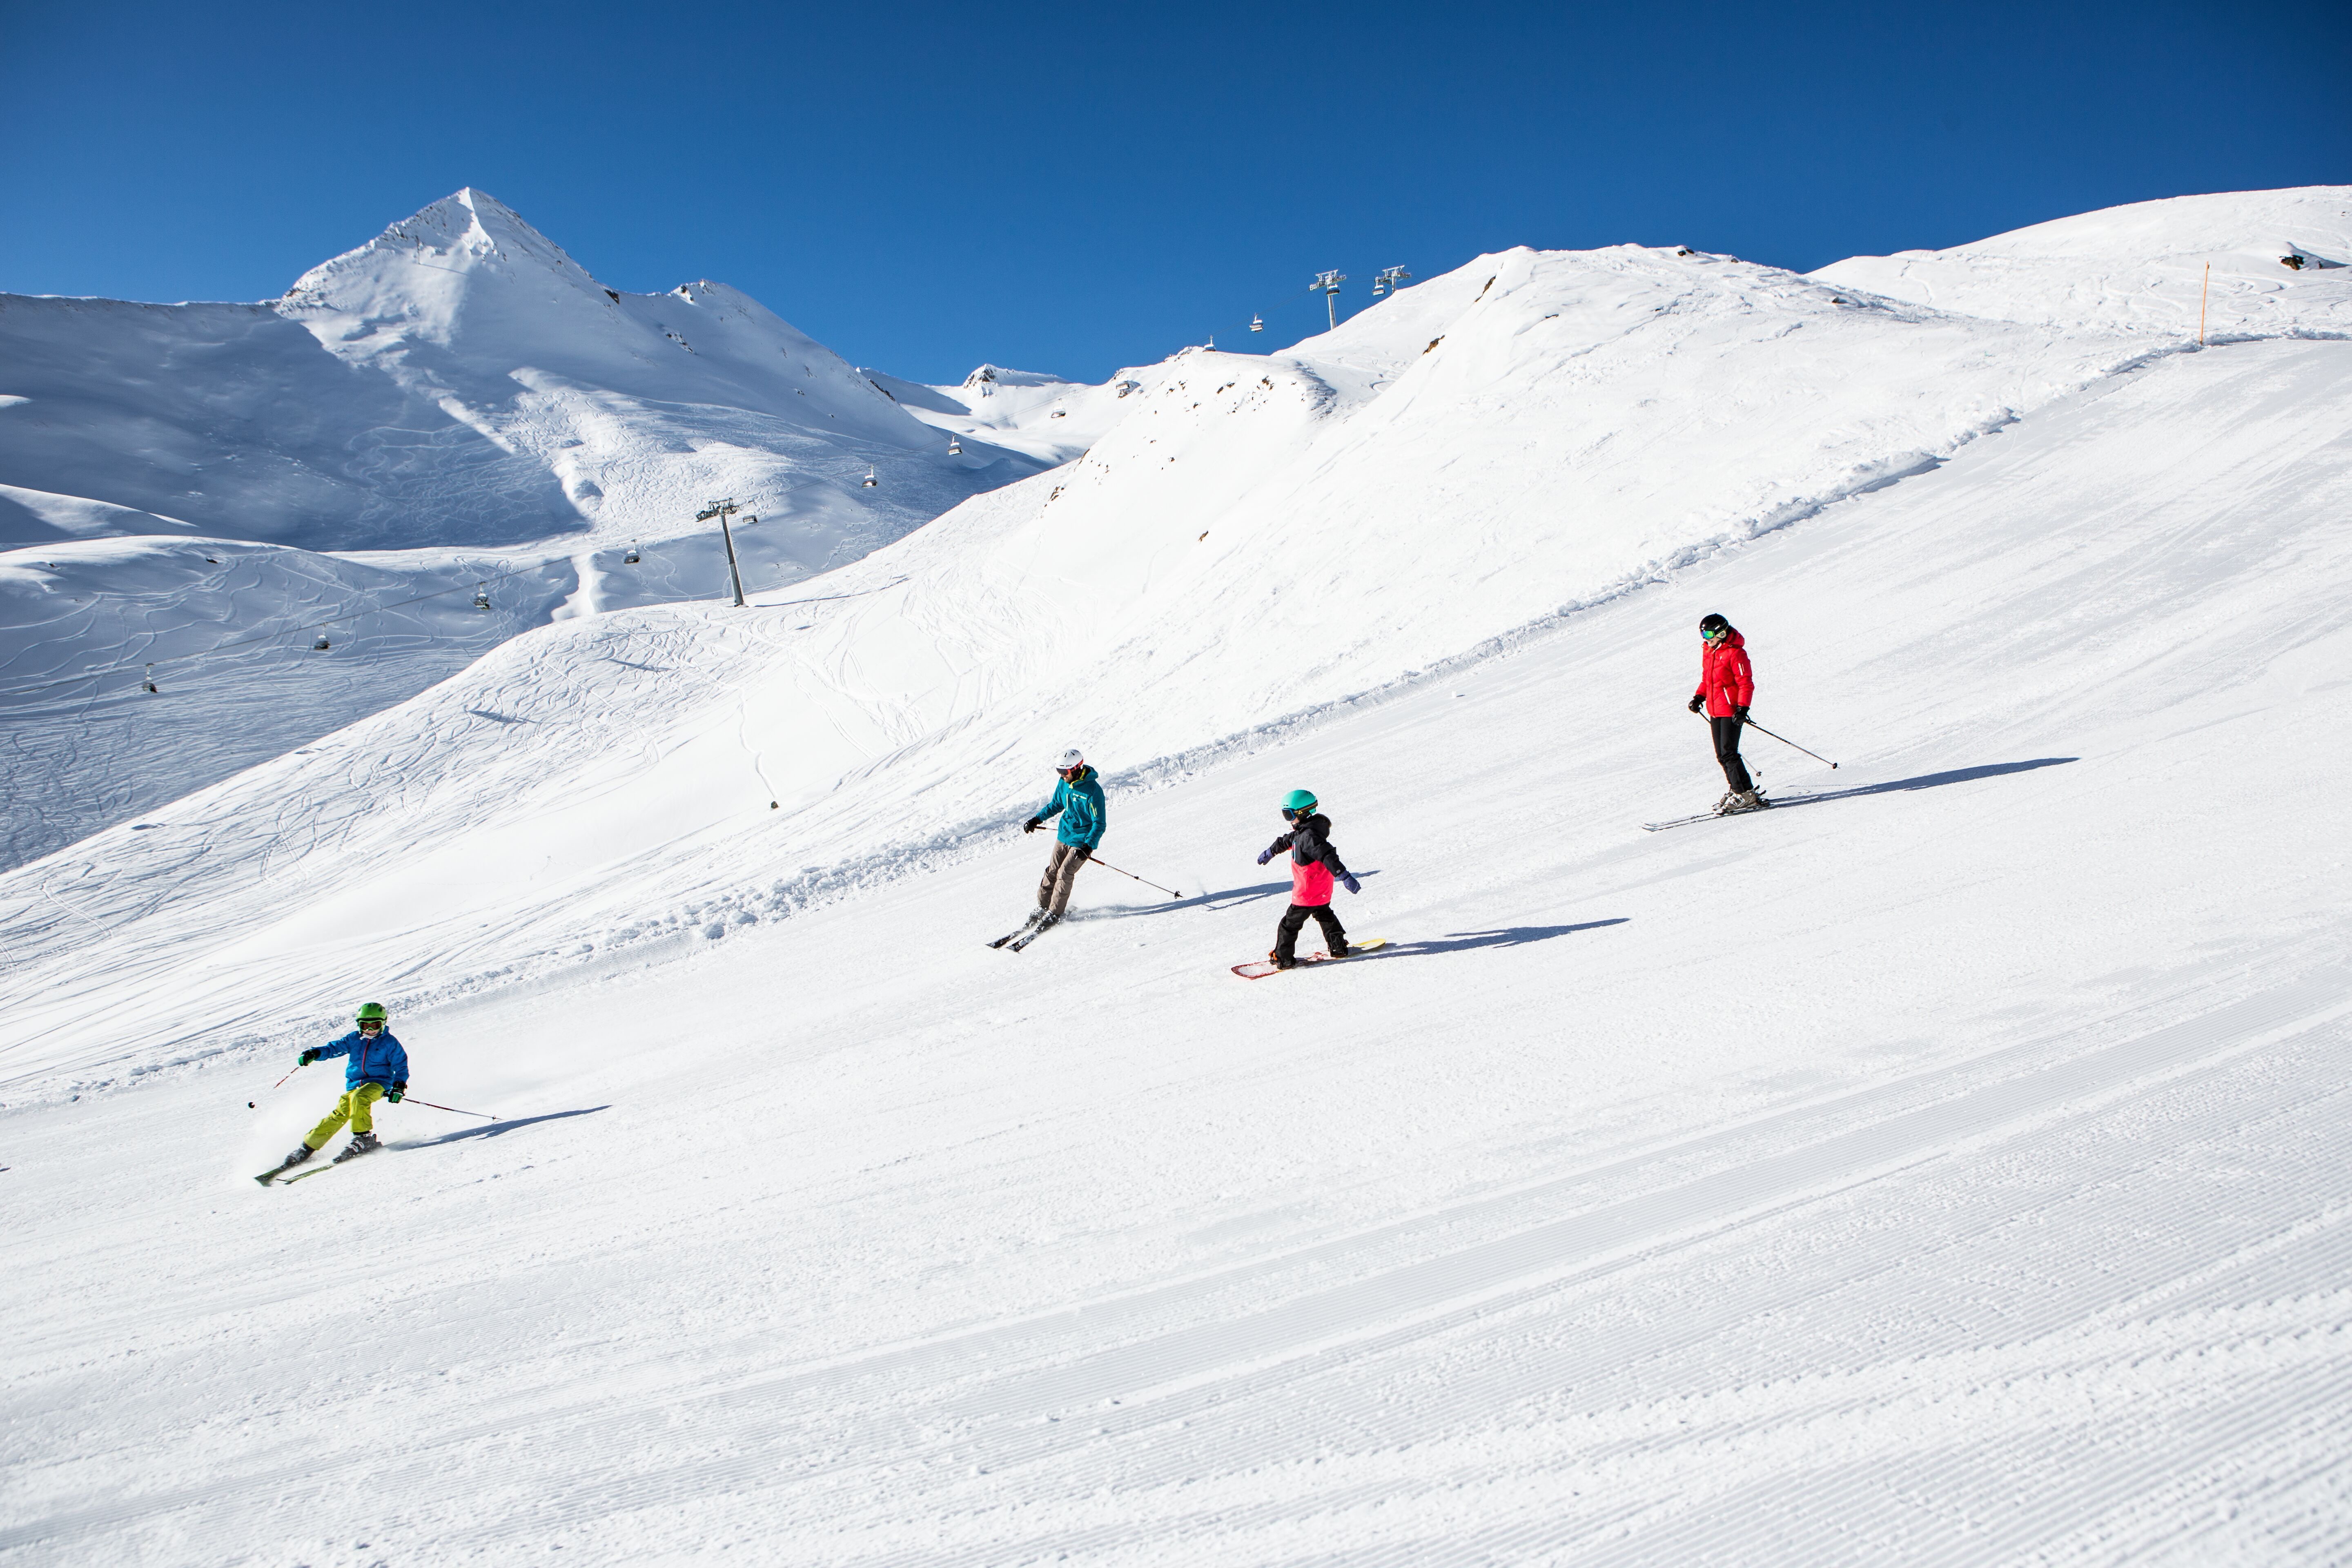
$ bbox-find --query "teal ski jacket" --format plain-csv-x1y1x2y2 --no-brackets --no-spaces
1038,766,1106,848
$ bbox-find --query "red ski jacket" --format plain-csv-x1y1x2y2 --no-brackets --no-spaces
1695,631,1755,719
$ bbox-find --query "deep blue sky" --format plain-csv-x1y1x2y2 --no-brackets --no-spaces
3,2,2344,383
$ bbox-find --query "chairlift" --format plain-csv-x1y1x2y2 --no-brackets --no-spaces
1250,314,1265,332
142,664,158,694
862,466,878,488
624,541,641,565
473,584,492,610
313,635,332,651
947,434,963,456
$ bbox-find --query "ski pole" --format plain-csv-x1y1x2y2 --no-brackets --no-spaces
401,1097,496,1120
1742,717,1838,769
1087,855,1183,900
249,1061,304,1108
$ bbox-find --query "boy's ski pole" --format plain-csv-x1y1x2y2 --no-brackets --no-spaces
401,1097,496,1120
249,1061,303,1109
1087,855,1183,900
1742,717,1838,769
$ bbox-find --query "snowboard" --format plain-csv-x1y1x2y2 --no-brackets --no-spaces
1232,938,1386,979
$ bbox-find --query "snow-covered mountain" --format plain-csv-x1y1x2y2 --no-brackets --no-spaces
865,363,1138,467
4,187,2351,1565
0,189,1072,868
0,188,1040,552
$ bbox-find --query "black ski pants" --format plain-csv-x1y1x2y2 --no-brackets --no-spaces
1711,716,1754,794
1275,902,1349,962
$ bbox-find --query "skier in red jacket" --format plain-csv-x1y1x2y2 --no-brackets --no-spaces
1687,612,1767,813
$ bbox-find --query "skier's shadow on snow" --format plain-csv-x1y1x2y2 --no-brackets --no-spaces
1773,756,2077,808
408,1106,608,1148
1353,919,1628,961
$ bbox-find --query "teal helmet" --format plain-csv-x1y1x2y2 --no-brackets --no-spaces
1281,788,1318,815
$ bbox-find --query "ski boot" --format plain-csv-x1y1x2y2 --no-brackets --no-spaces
256,1144,316,1185
331,1131,383,1164
1728,789,1768,812
1269,949,1297,971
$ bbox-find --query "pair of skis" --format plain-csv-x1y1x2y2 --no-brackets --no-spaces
254,1139,380,1186
987,910,1060,952
1641,790,1813,832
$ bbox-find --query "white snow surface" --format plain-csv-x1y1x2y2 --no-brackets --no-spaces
5,189,2352,1565
865,364,1140,468
0,189,1056,867
1813,185,2352,339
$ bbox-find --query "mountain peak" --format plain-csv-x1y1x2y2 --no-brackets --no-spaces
284,187,592,301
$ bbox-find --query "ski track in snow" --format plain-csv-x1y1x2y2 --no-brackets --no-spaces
4,188,2352,1565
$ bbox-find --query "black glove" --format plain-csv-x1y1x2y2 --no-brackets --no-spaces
387,1083,406,1103
1688,694,1705,714
1733,705,1750,723
1022,815,1043,833
298,1048,320,1065
1256,848,1275,866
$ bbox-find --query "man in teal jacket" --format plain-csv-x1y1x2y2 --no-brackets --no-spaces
1022,748,1105,929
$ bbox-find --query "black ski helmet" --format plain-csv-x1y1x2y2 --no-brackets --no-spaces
1699,613,1731,637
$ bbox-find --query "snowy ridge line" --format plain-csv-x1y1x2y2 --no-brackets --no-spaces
20,975,2336,1559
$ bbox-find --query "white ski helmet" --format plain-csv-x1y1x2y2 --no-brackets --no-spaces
1056,748,1084,771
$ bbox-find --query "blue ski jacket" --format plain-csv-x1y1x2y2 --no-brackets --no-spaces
316,1029,409,1090
1038,766,1106,849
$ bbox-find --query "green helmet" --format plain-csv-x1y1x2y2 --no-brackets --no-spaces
1281,789,1318,814
355,1002,389,1024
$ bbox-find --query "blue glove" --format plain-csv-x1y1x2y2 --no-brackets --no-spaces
1256,848,1274,866
1340,873,1361,895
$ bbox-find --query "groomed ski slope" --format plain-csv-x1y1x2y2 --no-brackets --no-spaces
4,190,2352,1564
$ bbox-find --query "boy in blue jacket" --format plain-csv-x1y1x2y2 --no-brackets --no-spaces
258,1002,410,1182
1018,747,1105,936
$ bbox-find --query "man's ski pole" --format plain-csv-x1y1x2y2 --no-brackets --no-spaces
1087,855,1183,900
402,1097,496,1120
249,1061,303,1109
1743,717,1838,769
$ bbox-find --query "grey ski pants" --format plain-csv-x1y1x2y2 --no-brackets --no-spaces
1037,842,1092,917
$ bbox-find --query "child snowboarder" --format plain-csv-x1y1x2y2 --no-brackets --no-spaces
257,1002,410,1183
1255,789,1361,969
1016,748,1106,939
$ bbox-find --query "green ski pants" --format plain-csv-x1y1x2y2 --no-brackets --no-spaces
305,1082,386,1149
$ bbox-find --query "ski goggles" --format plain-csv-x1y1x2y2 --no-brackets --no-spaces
357,1021,385,1033
1057,765,1085,780
1702,628,1729,642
